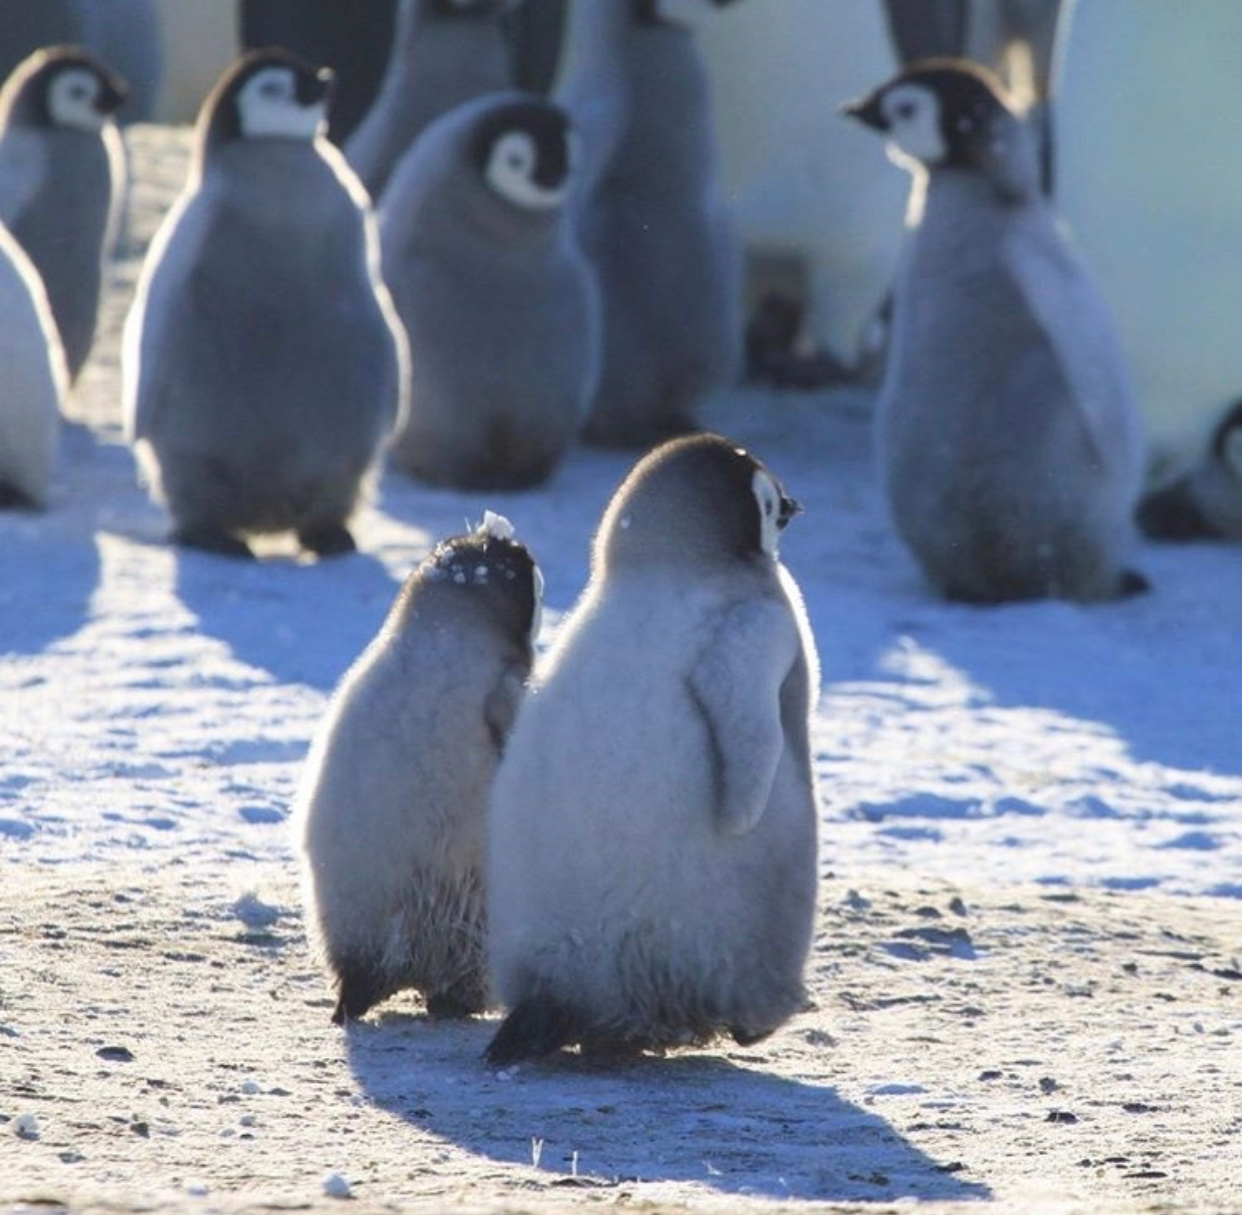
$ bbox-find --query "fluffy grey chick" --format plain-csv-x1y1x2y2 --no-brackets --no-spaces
297,513,541,1024
844,59,1147,603
0,46,127,380
123,49,408,560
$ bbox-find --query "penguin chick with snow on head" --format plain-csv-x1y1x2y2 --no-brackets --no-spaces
297,513,541,1024
123,50,408,560
843,60,1147,603
485,433,819,1065
381,91,599,490
346,0,526,201
559,0,744,448
0,46,127,381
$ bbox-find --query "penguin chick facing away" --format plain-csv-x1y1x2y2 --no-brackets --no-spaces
123,50,408,560
485,433,818,1065
560,0,744,449
346,0,525,202
0,219,68,510
380,91,600,490
1138,401,1242,541
843,60,1147,603
0,46,128,381
297,513,541,1025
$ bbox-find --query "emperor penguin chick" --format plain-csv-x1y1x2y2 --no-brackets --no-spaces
0,219,68,509
346,0,525,201
297,513,541,1024
844,60,1147,603
0,47,128,381
123,50,407,560
1138,401,1242,541
485,433,819,1065
559,0,743,448
380,91,599,490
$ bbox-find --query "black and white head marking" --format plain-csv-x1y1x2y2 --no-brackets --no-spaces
752,465,801,558
48,67,112,132
473,101,573,211
602,434,801,567
199,51,333,153
237,64,328,140
843,59,1014,174
1,49,128,133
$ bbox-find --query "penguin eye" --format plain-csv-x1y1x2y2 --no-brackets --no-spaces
895,100,918,121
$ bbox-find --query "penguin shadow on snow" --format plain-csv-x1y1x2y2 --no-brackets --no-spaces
173,546,400,691
344,1014,990,1203
0,424,103,655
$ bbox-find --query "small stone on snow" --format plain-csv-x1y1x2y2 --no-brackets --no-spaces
323,1172,353,1199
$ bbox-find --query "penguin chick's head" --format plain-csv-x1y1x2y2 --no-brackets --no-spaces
597,433,801,573
421,513,543,641
1211,400,1242,481
0,47,128,133
472,100,574,211
635,0,742,29
198,49,332,154
843,58,1021,176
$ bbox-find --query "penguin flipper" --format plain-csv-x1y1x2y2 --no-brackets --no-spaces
483,994,581,1066
688,600,799,836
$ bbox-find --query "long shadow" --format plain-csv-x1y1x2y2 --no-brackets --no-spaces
0,427,104,656
900,546,1242,780
174,546,400,691
345,1015,991,1204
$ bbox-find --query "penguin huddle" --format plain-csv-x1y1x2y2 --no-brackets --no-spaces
297,433,820,1063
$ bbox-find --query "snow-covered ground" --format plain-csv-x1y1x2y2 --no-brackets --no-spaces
1,126,1239,1215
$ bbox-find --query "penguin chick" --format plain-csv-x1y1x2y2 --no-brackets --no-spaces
380,91,600,490
0,219,68,509
297,513,541,1024
1138,401,1242,541
123,49,408,560
0,46,127,381
346,0,525,202
560,0,744,448
844,60,1147,603
485,433,818,1065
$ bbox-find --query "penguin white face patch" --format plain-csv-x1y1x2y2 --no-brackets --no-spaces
881,84,946,167
48,69,106,132
237,68,325,141
485,131,567,210
752,470,783,558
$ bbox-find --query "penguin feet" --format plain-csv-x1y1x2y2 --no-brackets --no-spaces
425,981,487,1021
330,961,387,1026
1117,569,1152,598
298,521,357,558
1136,478,1218,541
483,993,581,1066
0,484,41,511
172,522,255,560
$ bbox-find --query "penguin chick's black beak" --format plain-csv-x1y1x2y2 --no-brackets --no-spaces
777,495,802,530
840,92,887,133
99,77,129,115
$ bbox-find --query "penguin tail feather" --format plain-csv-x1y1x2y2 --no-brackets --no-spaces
484,994,581,1066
